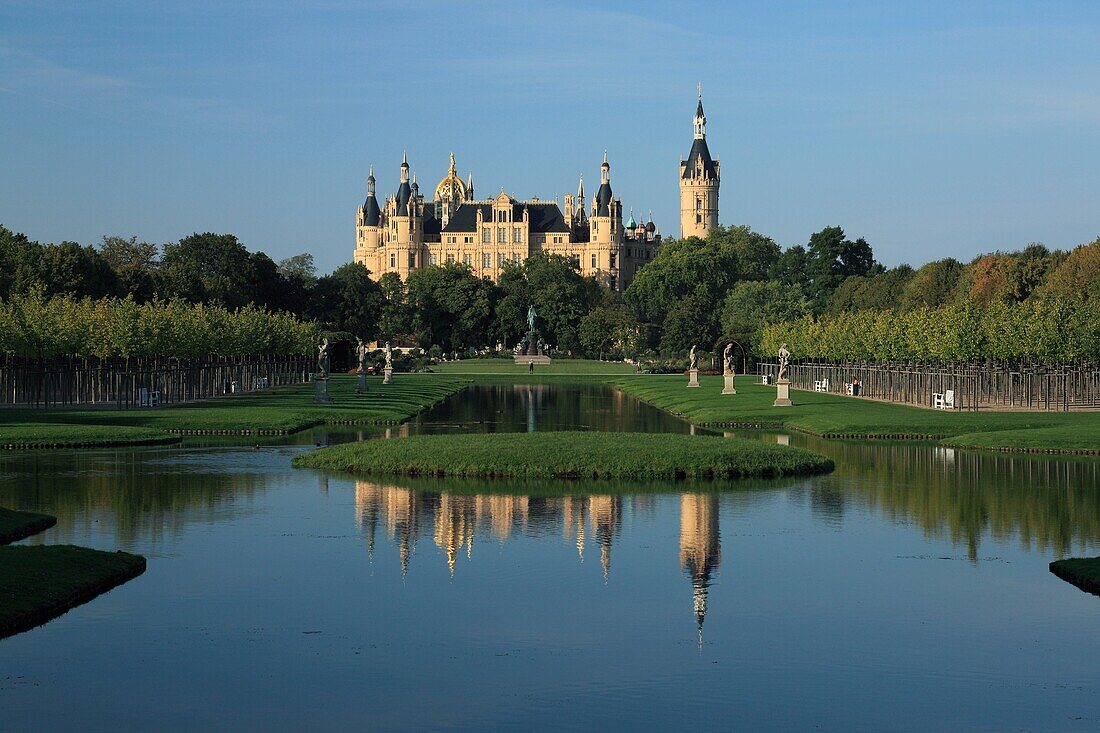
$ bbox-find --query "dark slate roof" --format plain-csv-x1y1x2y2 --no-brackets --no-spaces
395,181,412,215
440,202,569,233
696,97,705,119
682,138,718,180
362,194,381,226
595,182,613,217
422,205,441,240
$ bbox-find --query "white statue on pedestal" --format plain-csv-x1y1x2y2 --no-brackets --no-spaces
777,343,790,382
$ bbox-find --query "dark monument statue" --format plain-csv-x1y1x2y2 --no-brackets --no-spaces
514,305,551,364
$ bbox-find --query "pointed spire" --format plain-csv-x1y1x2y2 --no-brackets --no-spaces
466,171,474,199
401,149,408,167
367,165,375,195
694,86,707,140
448,151,456,175
577,175,584,198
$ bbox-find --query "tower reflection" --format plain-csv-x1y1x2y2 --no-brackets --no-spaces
353,481,720,636
679,493,721,645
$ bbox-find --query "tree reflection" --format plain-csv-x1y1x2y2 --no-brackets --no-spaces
794,439,1100,558
0,448,267,549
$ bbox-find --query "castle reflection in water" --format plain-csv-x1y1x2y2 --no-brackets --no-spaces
355,481,720,635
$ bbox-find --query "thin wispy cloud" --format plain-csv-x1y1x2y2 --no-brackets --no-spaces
0,46,261,127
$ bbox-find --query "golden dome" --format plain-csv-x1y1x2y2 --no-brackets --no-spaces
434,152,468,202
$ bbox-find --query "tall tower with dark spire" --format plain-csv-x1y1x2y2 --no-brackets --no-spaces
679,86,720,239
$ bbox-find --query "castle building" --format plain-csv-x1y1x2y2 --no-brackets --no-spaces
355,93,718,287
355,151,660,291
679,90,720,239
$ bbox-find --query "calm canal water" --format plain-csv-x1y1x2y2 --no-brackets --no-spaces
2,385,1099,731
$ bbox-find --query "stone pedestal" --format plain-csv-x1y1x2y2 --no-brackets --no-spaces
313,376,332,404
687,369,700,388
356,371,368,393
773,379,792,407
722,374,736,395
383,366,393,385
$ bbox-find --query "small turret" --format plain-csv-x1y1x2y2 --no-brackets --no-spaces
396,152,412,216
694,85,706,140
362,164,380,226
596,152,613,217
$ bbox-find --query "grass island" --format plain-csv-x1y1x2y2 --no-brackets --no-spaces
1049,557,1100,597
0,507,58,545
292,430,835,481
0,544,147,640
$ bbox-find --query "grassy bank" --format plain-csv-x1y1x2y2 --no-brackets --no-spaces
0,508,57,545
0,545,147,639
1049,557,1100,596
1,375,469,446
0,422,180,450
613,375,1100,454
432,358,637,375
293,430,834,480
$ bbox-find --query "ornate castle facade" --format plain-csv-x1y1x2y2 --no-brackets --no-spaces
354,93,719,290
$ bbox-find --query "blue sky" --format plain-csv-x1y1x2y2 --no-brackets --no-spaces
2,1,1098,274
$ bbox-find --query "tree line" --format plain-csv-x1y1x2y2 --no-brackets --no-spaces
0,290,318,359
759,299,1099,362
2,222,1096,361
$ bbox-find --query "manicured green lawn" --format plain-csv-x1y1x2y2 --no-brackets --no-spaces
0,545,147,639
432,358,637,375
0,422,180,449
1,375,469,442
0,508,57,545
612,374,1100,453
293,430,834,480
1049,557,1100,596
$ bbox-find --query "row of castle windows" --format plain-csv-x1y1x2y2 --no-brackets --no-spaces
387,250,617,271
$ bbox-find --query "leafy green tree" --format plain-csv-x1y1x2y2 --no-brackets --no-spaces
827,265,914,313
1038,237,1100,301
277,253,317,282
487,255,599,351
579,301,641,357
98,236,161,301
405,263,496,351
708,225,782,280
625,233,745,348
0,225,42,298
37,241,120,299
802,226,876,311
311,263,383,340
899,258,964,310
378,272,413,342
523,254,598,351
768,244,811,294
161,232,255,307
721,280,812,350
492,262,530,347
659,293,714,354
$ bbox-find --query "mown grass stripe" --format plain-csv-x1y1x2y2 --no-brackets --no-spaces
293,431,834,481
